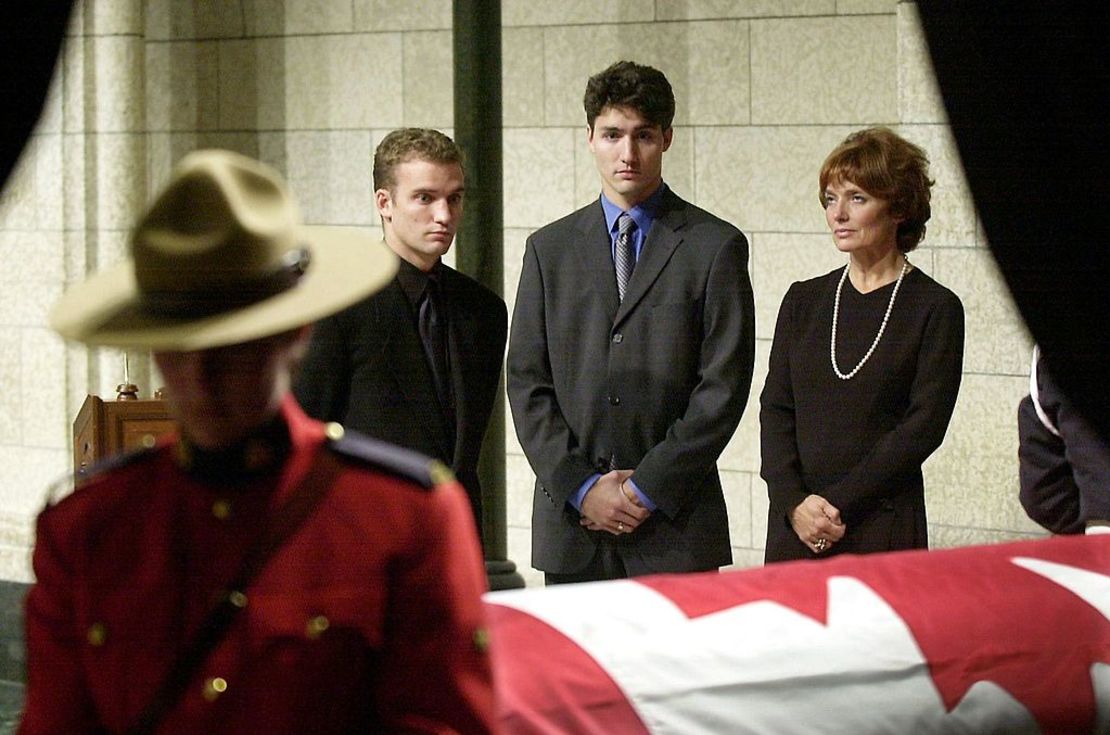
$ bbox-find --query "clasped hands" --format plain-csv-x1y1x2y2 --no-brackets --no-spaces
791,494,846,554
580,470,650,535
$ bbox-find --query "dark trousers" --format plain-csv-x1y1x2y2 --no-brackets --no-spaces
544,542,720,585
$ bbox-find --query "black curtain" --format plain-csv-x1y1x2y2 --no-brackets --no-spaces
917,5,1110,438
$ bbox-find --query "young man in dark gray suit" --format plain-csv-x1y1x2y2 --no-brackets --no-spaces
296,129,507,538
507,61,755,584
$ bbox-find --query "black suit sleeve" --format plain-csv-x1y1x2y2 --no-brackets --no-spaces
632,232,755,516
507,235,599,505
1019,359,1110,533
760,285,810,514
294,312,352,424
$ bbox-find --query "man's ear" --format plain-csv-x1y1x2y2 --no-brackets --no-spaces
586,124,596,152
374,187,392,221
662,127,674,152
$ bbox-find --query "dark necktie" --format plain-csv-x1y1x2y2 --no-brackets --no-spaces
615,212,637,301
418,271,455,441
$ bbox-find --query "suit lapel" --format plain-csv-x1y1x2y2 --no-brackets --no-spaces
614,190,687,324
574,202,621,318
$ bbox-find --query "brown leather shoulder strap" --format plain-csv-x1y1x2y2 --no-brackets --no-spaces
127,449,343,735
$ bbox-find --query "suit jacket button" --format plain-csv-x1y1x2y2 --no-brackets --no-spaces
608,395,620,405
612,333,623,343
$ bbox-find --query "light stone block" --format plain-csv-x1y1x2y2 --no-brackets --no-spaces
145,41,219,132
62,33,86,134
218,39,287,130
751,231,845,341
403,31,453,128
696,125,852,236
21,329,68,450
0,510,35,582
503,227,530,322
502,0,654,27
720,337,768,473
89,229,131,273
91,36,144,133
506,453,536,529
503,27,545,127
0,446,71,519
573,126,694,211
658,1,833,20
353,0,451,31
284,34,405,129
724,547,765,571
934,249,1031,376
503,128,576,230
145,0,246,40
897,123,976,249
751,15,896,124
505,525,543,587
65,342,91,426
195,1,248,39
88,0,143,35
929,524,1045,550
722,469,754,548
281,131,376,226
504,401,522,457
143,0,176,40
897,2,946,124
244,0,356,35
91,134,146,232
37,65,64,135
0,329,19,443
0,134,64,232
544,21,750,128
62,133,87,231
0,278,62,329
63,230,88,290
924,373,1041,533
836,0,897,14
1,231,65,283
751,472,769,550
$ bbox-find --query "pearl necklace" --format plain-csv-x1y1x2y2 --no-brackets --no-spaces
830,256,908,380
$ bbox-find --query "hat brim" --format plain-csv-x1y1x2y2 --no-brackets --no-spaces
50,226,398,351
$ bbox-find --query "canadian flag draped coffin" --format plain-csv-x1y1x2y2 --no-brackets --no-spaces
486,535,1110,735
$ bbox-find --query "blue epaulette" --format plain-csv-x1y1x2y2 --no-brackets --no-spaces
45,445,161,508
77,445,160,483
322,423,453,490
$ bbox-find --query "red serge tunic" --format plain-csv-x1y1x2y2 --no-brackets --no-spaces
20,397,496,734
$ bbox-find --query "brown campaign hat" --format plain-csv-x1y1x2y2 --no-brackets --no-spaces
50,149,396,351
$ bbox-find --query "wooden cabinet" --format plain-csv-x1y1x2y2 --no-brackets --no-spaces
73,393,176,478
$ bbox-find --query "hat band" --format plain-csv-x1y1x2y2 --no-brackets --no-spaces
141,247,311,320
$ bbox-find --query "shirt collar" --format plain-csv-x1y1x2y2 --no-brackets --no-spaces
600,182,667,236
395,256,441,309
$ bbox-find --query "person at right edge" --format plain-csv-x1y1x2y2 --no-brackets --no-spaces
1018,344,1110,535
761,127,965,562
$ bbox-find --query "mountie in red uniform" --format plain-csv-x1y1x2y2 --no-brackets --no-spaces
20,398,496,734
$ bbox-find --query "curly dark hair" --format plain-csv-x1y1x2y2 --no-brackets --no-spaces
819,127,934,253
373,128,464,192
583,61,675,131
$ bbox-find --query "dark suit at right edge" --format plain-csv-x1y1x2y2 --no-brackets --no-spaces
507,188,755,575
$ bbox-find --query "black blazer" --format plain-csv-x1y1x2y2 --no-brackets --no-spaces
507,189,755,574
294,262,507,532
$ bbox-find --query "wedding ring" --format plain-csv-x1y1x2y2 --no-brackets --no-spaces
815,538,828,552
617,521,625,532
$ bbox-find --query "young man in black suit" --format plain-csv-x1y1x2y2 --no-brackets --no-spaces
295,129,507,537
507,61,755,584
